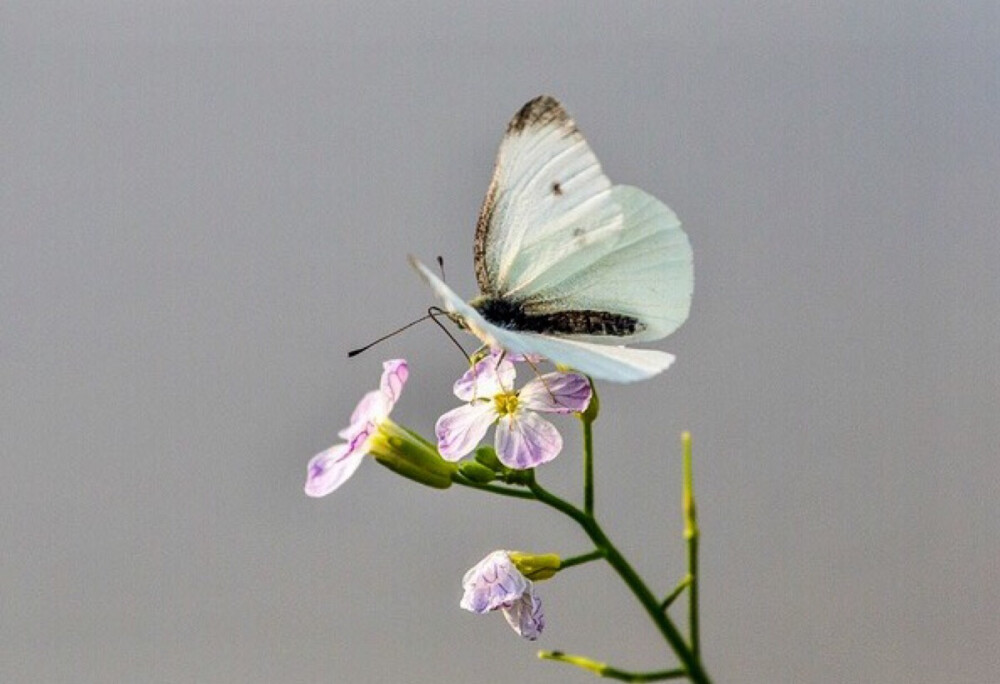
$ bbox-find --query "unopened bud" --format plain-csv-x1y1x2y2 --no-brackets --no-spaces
509,551,562,581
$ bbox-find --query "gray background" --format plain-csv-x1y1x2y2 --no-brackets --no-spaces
3,3,998,683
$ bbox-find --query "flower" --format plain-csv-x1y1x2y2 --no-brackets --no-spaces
305,359,454,496
460,550,545,640
435,352,592,469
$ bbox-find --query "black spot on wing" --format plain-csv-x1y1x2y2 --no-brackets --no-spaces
551,181,563,196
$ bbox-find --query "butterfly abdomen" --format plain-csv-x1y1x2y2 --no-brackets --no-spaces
472,296,643,337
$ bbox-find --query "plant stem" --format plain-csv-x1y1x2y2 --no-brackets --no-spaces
559,549,604,570
451,476,536,500
682,432,700,662
539,651,687,681
583,413,595,515
660,575,692,611
527,475,711,683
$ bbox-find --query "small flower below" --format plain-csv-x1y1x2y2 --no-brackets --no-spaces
460,550,545,640
436,352,591,469
305,359,408,497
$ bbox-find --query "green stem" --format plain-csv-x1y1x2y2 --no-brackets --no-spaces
583,413,595,515
451,475,536,500
539,651,686,681
559,549,604,570
682,432,701,662
526,474,710,684
660,575,692,611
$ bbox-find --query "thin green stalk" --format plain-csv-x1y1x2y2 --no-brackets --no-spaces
559,549,604,570
682,432,700,662
526,475,710,684
581,380,598,516
451,475,537,500
539,650,686,681
660,575,692,611
583,413,595,515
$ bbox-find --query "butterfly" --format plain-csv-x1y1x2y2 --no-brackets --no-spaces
411,95,693,383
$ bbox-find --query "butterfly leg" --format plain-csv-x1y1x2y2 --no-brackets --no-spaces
427,306,471,363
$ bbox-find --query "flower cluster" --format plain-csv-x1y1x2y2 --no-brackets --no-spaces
305,354,592,641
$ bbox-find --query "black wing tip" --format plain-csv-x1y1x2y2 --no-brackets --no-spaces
507,95,570,134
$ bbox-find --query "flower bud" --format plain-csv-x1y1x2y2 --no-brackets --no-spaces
458,460,496,483
474,445,503,471
368,420,456,489
509,551,562,581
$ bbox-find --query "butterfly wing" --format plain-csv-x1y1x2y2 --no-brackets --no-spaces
475,96,625,300
475,97,692,344
520,185,693,344
411,257,675,383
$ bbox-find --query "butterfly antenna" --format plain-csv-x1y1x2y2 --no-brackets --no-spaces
436,255,446,282
348,314,433,358
427,307,470,363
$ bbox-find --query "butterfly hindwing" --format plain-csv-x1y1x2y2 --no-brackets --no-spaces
520,185,693,343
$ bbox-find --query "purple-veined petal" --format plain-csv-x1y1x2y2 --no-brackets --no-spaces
519,372,592,414
436,402,497,461
341,389,388,439
379,359,409,410
502,589,545,640
460,550,529,614
453,353,516,402
304,443,366,497
495,412,563,469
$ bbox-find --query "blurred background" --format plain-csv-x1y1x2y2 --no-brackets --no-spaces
3,3,998,682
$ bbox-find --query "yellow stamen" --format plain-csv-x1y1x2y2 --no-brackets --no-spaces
493,392,519,416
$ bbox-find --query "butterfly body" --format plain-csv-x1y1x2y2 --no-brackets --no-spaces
472,296,643,338
413,96,693,383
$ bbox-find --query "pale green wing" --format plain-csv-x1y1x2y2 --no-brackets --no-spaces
520,185,693,344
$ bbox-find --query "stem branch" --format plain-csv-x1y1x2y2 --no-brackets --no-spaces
527,474,710,683
540,650,686,681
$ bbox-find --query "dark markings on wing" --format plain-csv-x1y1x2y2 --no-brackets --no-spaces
473,296,643,337
474,96,578,296
473,175,498,294
506,95,571,134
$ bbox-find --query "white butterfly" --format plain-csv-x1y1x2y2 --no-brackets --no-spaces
411,96,693,383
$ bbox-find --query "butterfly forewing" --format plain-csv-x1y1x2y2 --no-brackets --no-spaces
475,96,624,299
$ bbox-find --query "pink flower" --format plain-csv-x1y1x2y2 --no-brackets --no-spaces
436,352,591,469
460,550,545,640
304,359,408,497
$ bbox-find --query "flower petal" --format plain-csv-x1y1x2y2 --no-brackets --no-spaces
460,550,529,614
453,352,516,402
436,403,497,461
502,589,545,640
379,359,409,410
495,412,563,469
304,443,365,497
519,372,592,414
341,389,387,439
